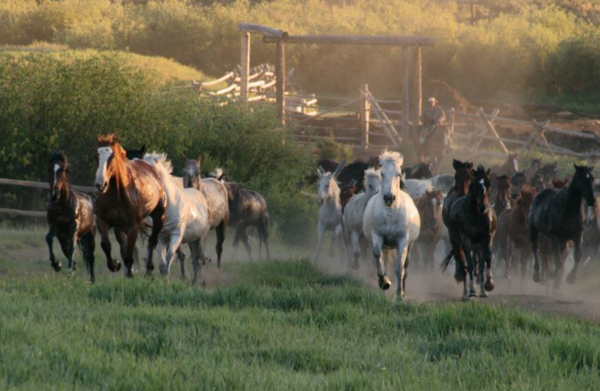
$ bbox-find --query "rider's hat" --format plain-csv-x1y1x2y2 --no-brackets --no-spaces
428,97,437,103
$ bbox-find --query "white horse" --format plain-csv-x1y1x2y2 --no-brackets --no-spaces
404,174,455,200
143,153,210,285
363,151,421,300
315,162,346,264
343,168,381,269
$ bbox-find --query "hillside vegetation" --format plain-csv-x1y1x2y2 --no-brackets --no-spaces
2,0,600,103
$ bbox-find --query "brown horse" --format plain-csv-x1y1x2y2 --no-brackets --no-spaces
493,175,512,218
412,124,449,175
496,185,535,281
94,134,167,277
46,152,96,282
442,159,474,282
413,190,443,271
340,179,358,213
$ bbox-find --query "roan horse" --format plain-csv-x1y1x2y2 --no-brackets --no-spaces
94,134,167,277
182,156,229,270
529,164,596,289
342,168,381,268
363,151,421,300
413,190,443,271
443,166,496,299
211,169,271,261
143,153,210,284
46,152,96,282
315,162,346,264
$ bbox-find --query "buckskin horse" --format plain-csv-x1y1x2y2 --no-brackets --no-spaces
94,134,167,278
46,152,96,282
529,164,596,290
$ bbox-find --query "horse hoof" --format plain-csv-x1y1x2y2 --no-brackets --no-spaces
379,276,392,290
468,290,478,298
484,279,495,292
480,290,488,298
51,262,62,272
532,271,540,283
398,293,407,302
566,273,576,285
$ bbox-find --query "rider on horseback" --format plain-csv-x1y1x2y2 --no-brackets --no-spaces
420,97,447,145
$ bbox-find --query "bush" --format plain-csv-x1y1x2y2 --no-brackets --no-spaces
0,51,317,245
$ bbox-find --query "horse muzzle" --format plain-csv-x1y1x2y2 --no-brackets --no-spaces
383,194,395,207
96,182,108,193
316,197,323,207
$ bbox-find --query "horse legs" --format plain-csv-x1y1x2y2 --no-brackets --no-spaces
177,248,186,280
78,231,96,283
257,219,271,261
314,224,325,264
350,231,361,269
46,228,61,272
190,240,202,286
146,200,166,276
395,236,409,300
566,236,583,284
549,239,565,290
480,243,494,297
160,231,184,279
461,236,477,298
520,244,531,283
530,226,541,283
97,219,121,273
239,228,252,261
372,233,390,290
122,227,139,279
215,220,226,268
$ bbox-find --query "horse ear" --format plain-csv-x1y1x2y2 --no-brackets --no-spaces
486,168,491,176
140,144,146,154
182,153,189,162
333,160,346,178
574,163,581,171
196,156,202,169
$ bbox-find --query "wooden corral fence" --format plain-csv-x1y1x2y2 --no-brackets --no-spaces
0,178,95,218
449,109,600,160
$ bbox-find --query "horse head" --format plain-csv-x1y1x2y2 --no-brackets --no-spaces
125,144,146,160
316,160,345,207
48,151,69,202
516,184,535,220
471,165,491,214
182,155,202,190
496,175,511,210
572,164,596,207
423,190,442,230
96,134,127,193
364,168,381,196
379,151,403,207
340,179,358,208
452,159,474,195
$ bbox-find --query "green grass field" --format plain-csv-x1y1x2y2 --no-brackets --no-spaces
2,226,600,390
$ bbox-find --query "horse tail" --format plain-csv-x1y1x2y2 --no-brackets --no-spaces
440,250,454,272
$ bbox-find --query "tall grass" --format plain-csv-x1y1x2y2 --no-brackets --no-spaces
1,260,600,390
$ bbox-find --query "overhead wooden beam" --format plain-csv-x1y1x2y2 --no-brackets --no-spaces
237,23,288,39
412,45,422,132
402,47,410,139
264,35,435,46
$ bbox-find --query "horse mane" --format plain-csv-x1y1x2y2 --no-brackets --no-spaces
144,152,174,175
379,150,403,170
49,151,67,166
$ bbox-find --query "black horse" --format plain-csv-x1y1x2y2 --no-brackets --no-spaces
529,164,595,289
46,152,96,282
404,162,433,180
443,165,496,299
124,144,146,160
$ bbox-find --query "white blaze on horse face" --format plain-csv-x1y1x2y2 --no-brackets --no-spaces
381,160,401,204
53,164,60,199
96,147,113,190
513,158,519,173
431,197,438,210
480,178,485,192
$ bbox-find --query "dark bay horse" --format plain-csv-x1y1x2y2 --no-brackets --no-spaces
212,169,271,261
46,152,96,282
443,166,496,299
125,144,146,160
404,162,433,180
413,125,449,175
340,179,358,213
442,159,474,281
414,190,443,271
529,164,595,289
95,134,167,278
493,175,512,218
496,185,535,281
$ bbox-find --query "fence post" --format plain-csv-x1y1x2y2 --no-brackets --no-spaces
361,84,371,151
402,47,410,140
240,32,250,102
275,39,286,125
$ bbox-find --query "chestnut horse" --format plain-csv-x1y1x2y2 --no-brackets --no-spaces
46,152,96,282
94,134,167,277
496,185,535,281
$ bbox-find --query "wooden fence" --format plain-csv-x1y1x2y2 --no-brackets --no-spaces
0,178,95,218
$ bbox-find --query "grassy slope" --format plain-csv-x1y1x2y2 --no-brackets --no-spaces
0,43,209,86
1,257,600,390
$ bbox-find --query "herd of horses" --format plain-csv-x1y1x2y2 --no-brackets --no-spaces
45,134,270,284
314,152,598,300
